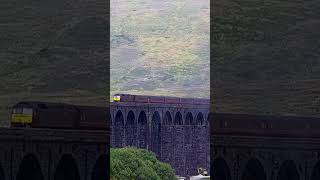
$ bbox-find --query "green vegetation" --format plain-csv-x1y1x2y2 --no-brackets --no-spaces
212,0,320,116
110,147,177,180
111,0,209,98
0,0,108,124
0,0,209,124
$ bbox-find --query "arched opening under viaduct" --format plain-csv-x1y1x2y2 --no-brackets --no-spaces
54,154,80,180
164,111,172,125
211,158,231,180
173,112,184,174
277,160,299,180
114,111,124,147
196,112,204,125
241,158,266,180
196,112,207,170
185,112,194,125
125,111,136,146
207,113,212,126
137,111,148,148
174,112,183,125
0,163,4,180
161,111,173,163
151,111,161,158
185,112,196,175
16,154,44,180
91,154,109,180
311,161,320,180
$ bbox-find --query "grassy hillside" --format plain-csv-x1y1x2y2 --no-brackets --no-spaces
212,0,320,116
111,0,210,98
0,0,108,125
0,0,209,125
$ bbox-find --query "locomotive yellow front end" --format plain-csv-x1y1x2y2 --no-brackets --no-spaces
113,95,121,102
11,107,33,126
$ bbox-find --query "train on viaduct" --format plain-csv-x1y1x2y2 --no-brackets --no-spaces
3,94,320,180
111,94,320,179
0,102,110,180
211,113,320,180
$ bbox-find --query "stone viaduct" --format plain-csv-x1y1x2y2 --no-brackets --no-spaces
0,127,109,180
210,113,320,180
110,101,210,177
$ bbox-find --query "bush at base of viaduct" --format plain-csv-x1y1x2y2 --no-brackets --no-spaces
110,147,177,180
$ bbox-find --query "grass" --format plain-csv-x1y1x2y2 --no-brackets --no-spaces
110,0,210,98
0,0,108,125
212,0,320,116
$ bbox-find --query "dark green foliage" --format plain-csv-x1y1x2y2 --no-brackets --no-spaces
110,147,177,180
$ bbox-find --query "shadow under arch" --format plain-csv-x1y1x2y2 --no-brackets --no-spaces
0,163,3,180
137,111,148,148
277,160,299,180
163,111,172,125
125,111,136,146
311,161,320,180
114,110,124,147
207,112,212,126
211,158,231,180
174,112,183,125
196,112,204,125
185,112,193,125
91,154,109,180
184,112,196,176
151,111,161,157
54,154,80,180
16,154,44,180
241,158,266,180
161,111,174,164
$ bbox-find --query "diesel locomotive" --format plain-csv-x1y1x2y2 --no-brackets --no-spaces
11,101,108,130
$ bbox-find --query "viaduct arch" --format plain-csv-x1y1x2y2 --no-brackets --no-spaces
110,102,209,177
241,158,266,180
210,158,231,180
91,154,109,180
312,161,320,180
211,113,320,180
54,154,80,180
16,154,44,180
0,163,3,180
0,127,109,180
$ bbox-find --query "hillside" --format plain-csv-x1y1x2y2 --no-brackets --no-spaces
110,0,210,98
0,0,108,125
0,0,209,125
212,0,320,116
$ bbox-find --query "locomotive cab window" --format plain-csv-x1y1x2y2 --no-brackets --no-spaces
22,108,33,115
13,107,23,114
11,107,33,125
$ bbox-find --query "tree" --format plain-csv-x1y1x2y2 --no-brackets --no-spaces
110,147,177,180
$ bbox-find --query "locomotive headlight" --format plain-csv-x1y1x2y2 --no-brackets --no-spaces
113,95,121,102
